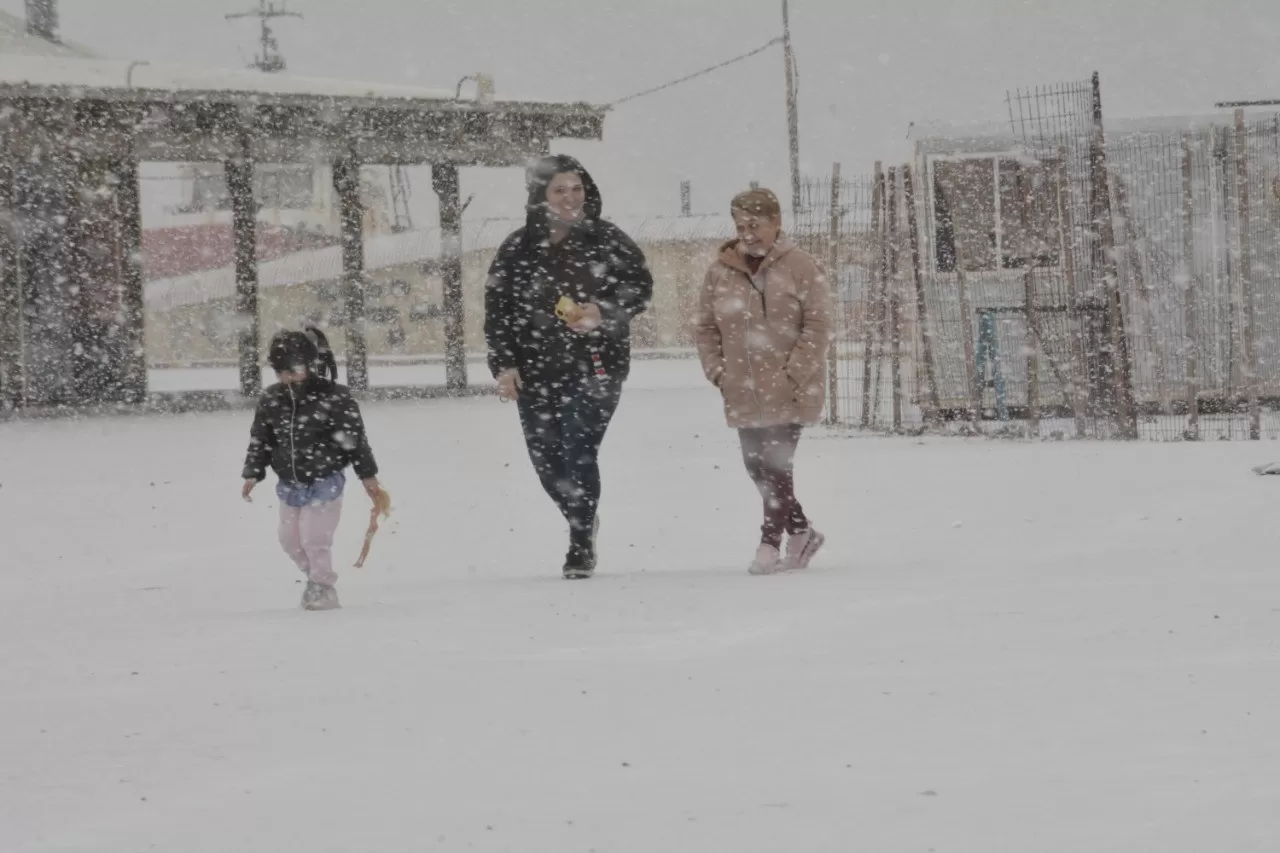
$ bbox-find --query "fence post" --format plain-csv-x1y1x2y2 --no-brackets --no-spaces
1054,148,1088,438
1234,109,1260,439
871,169,893,428
871,169,892,427
1017,163,1040,436
825,163,841,426
1089,72,1137,437
903,165,940,424
0,159,22,408
888,167,903,431
1181,133,1200,439
954,247,981,428
862,163,883,427
1214,128,1241,413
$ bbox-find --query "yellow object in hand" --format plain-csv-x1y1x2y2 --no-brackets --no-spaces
556,296,585,325
354,487,392,568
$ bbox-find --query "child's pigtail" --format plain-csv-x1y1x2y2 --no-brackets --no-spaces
304,325,340,383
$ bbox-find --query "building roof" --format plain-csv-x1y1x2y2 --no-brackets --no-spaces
0,54,594,114
0,54,607,166
144,214,736,311
0,10,96,59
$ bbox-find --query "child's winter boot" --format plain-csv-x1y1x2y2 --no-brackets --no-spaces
302,581,341,610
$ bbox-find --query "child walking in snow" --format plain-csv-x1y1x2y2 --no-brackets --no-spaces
241,327,382,610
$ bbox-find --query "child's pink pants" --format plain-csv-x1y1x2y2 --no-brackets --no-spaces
278,498,343,587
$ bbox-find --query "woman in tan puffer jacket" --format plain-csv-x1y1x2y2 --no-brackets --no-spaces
694,188,831,575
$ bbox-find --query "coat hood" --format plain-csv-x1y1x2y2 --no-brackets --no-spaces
523,154,603,247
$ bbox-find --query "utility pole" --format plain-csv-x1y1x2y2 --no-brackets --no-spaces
226,0,302,74
782,0,802,215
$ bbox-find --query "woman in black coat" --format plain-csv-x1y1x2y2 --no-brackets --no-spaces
484,154,653,579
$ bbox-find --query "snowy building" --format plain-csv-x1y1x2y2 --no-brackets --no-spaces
0,6,406,294
0,43,607,409
909,107,1280,431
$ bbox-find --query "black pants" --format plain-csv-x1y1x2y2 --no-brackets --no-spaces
738,424,808,548
517,375,623,546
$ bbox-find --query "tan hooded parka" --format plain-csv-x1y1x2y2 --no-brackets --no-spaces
694,236,831,429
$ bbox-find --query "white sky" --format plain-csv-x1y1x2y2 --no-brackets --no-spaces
7,0,1280,226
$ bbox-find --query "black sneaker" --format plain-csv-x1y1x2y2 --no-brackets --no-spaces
563,541,596,580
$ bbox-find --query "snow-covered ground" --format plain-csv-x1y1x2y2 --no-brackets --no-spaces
2,360,1279,852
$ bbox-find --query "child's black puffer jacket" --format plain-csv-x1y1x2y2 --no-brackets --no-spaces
242,377,378,485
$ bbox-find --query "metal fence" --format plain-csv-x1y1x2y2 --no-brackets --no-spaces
813,73,1280,440
1104,116,1280,439
979,76,1136,439
793,169,928,431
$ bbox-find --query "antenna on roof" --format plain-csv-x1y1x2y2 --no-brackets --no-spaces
225,0,302,73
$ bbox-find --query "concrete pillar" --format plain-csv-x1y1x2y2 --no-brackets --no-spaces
13,147,80,405
431,162,466,392
113,155,146,402
226,134,260,398
333,150,368,391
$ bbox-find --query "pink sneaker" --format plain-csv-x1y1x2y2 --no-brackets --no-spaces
748,544,783,575
784,528,825,571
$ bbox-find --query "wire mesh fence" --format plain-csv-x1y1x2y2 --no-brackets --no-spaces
1003,76,1137,438
886,77,1118,439
1105,117,1280,439
800,73,1280,440
865,74,1280,440
793,170,927,432
1107,128,1210,440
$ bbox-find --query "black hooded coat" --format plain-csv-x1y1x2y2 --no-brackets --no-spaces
483,155,654,387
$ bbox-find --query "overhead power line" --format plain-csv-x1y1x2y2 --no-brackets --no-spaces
606,37,784,108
